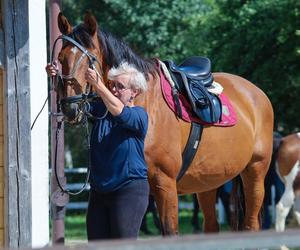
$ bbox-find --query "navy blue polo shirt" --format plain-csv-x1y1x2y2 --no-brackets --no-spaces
89,99,148,193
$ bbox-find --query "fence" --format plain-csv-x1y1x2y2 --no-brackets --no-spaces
63,168,231,225
45,229,300,250
64,167,196,210
64,168,90,210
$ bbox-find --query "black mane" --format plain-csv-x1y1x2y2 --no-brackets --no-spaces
70,24,157,80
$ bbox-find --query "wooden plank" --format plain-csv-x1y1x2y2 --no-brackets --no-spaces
0,105,3,135
0,229,3,248
0,167,3,196
0,30,3,69
2,0,32,248
0,71,3,172
42,229,300,250
0,198,3,228
67,229,300,250
0,69,2,104
0,1,3,68
1,8,5,250
0,135,4,167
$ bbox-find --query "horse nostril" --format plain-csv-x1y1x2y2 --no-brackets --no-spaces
61,103,79,120
67,80,74,86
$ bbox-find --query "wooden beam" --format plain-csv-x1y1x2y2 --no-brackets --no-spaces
1,0,32,248
0,3,4,68
0,30,3,69
29,0,49,247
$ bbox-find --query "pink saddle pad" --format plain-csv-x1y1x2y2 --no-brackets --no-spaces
159,65,237,127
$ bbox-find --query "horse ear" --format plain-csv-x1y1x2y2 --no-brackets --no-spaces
83,11,98,36
57,12,73,35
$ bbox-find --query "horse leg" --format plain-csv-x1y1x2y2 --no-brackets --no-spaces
240,160,269,230
191,194,200,232
197,189,219,232
150,172,178,235
275,181,296,231
293,195,300,227
275,187,294,232
276,164,299,231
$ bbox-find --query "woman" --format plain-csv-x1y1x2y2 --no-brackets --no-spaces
46,61,150,240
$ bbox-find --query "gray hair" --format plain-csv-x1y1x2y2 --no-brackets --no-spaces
108,62,148,93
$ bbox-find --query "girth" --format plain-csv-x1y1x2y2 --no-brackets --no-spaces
177,122,203,182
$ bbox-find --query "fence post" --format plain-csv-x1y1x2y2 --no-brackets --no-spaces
49,0,66,244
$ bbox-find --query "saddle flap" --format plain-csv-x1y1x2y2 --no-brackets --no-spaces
189,82,222,123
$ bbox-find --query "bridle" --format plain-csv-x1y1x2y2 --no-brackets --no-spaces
52,34,108,124
49,34,108,197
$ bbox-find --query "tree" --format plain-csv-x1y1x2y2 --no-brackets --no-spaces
189,0,300,133
62,0,211,61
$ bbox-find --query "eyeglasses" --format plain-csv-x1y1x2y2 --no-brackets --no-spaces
109,81,130,93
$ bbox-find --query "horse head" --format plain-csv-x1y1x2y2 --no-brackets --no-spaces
55,12,108,124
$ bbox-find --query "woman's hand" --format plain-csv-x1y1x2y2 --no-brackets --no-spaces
85,68,124,116
85,68,104,88
45,60,59,77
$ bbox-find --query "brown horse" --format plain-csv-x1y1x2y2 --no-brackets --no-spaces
275,133,300,231
55,12,273,234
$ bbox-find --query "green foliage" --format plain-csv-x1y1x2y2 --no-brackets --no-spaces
64,123,90,167
190,0,300,133
62,0,211,61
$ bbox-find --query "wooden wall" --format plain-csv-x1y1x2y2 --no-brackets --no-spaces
0,69,3,246
2,1,32,247
0,0,49,247
0,0,48,247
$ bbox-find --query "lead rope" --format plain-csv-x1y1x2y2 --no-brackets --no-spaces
54,119,91,195
52,71,90,196
31,95,49,130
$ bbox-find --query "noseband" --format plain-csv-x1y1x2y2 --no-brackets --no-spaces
52,34,107,124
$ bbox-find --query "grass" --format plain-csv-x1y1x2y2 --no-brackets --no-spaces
65,214,87,240
64,209,229,241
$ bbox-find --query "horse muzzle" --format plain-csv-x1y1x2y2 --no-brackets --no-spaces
61,102,83,124
59,93,97,124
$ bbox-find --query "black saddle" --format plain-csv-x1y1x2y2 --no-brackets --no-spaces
163,56,221,124
165,56,213,89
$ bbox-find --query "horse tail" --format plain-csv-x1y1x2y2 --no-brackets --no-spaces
229,175,245,231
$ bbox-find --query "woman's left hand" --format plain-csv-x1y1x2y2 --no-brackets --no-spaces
85,68,103,87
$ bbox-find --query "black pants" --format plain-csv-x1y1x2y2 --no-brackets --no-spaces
86,179,149,240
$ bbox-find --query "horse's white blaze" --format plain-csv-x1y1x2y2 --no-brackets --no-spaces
275,161,299,232
71,46,78,54
297,132,300,139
